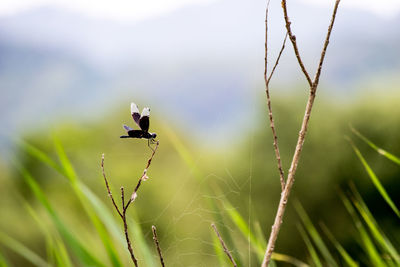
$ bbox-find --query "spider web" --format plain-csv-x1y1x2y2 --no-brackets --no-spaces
130,133,257,267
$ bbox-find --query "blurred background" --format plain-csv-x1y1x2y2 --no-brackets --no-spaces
0,0,399,266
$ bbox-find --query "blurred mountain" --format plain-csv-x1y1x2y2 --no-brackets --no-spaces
0,0,399,152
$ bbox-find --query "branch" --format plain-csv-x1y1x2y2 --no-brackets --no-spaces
261,1,341,266
121,186,138,267
281,0,313,86
101,141,160,267
264,2,286,191
125,141,160,211
267,33,288,85
101,154,122,218
312,0,341,88
211,223,237,267
152,225,165,267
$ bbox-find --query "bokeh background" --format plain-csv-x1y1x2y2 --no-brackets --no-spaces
0,0,399,266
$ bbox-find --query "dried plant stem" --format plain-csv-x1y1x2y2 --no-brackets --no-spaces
101,141,160,267
211,223,237,267
264,3,287,191
281,0,312,86
125,141,160,210
261,1,340,266
101,155,123,218
152,226,165,267
119,187,137,266
267,33,288,85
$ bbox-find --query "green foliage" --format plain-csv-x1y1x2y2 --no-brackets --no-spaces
347,137,400,217
294,129,400,266
1,95,400,266
0,232,50,267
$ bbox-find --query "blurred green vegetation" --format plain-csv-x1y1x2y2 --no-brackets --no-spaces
0,89,399,266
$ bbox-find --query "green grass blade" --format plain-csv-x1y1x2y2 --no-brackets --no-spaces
320,223,359,267
222,198,264,257
24,203,73,267
52,238,73,267
21,141,126,245
271,252,310,267
340,192,385,266
220,197,308,267
53,138,123,267
297,224,322,267
16,163,106,267
18,140,65,175
350,126,400,165
348,139,400,218
22,138,123,267
79,183,125,244
0,232,51,267
294,201,338,267
349,185,400,264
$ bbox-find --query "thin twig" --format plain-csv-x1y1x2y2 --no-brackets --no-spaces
211,223,237,267
125,141,160,211
152,225,165,267
121,186,125,208
261,1,341,266
264,2,286,191
312,0,341,88
267,33,288,85
281,0,313,86
101,141,160,267
121,187,138,267
101,155,138,266
101,154,122,218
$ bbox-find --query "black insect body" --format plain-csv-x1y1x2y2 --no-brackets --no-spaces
120,103,157,144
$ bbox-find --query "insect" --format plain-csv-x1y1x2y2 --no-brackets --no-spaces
120,102,157,148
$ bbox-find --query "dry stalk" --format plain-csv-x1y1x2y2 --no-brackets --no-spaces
261,1,341,266
101,141,160,267
152,225,165,267
211,223,237,267
264,1,288,191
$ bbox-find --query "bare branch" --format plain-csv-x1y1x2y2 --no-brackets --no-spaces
312,0,341,88
125,141,160,211
281,0,313,86
267,33,288,85
122,207,138,266
121,187,125,213
261,1,341,266
264,3,286,191
101,155,138,266
152,226,165,267
101,141,160,267
101,154,122,218
211,223,237,267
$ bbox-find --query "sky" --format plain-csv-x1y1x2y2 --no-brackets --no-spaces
0,0,399,22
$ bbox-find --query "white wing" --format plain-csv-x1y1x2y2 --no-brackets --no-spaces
141,107,150,117
131,102,140,114
131,102,141,126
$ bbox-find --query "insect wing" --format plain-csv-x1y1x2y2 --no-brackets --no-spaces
131,102,141,127
139,107,150,132
123,124,133,132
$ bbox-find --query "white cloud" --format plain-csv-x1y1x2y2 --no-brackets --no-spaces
300,0,400,18
0,0,218,22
